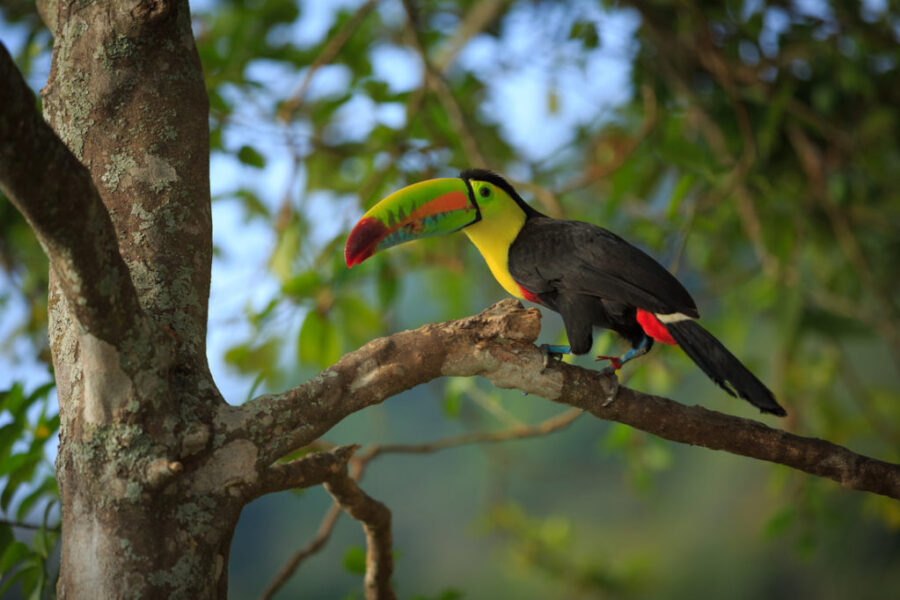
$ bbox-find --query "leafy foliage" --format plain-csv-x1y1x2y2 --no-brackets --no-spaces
0,382,60,600
2,0,900,598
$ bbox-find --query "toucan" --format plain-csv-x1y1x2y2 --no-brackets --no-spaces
344,169,786,416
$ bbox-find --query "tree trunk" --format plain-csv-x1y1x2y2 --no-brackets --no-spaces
38,1,233,597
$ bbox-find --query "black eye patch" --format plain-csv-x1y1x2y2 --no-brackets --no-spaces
479,186,491,198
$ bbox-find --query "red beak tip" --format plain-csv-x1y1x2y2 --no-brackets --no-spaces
345,217,386,269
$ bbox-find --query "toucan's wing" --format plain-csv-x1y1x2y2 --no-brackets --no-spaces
508,217,699,317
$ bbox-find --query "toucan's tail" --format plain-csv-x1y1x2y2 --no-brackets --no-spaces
665,320,786,416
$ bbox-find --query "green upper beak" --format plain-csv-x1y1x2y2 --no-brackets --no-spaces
345,178,478,267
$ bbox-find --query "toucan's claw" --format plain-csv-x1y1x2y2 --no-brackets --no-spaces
595,355,623,370
595,335,651,373
539,344,568,371
600,368,620,406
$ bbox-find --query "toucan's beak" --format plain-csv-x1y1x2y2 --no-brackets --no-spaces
345,178,477,267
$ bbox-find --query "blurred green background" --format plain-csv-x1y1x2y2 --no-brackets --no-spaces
1,0,899,598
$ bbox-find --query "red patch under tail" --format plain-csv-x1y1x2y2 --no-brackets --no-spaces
636,309,677,345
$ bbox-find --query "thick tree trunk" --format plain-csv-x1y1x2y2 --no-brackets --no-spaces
37,1,232,597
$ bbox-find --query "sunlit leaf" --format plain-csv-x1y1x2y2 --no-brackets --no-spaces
342,545,366,575
237,145,266,169
299,311,340,368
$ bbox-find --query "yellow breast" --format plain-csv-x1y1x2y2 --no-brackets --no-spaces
462,206,527,300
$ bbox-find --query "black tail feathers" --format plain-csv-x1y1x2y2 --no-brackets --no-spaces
665,320,787,417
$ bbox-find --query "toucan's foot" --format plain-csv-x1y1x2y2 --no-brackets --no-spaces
540,344,570,371
599,367,620,406
595,335,651,373
595,355,623,370
540,344,561,370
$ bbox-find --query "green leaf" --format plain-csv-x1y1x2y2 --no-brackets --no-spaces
16,476,58,523
342,545,367,575
24,382,54,406
0,421,25,464
30,529,52,559
376,259,399,308
234,188,271,220
0,383,25,415
224,339,282,378
0,540,31,576
601,423,633,452
569,21,599,49
1,455,41,512
442,392,462,419
298,311,340,368
0,523,13,557
411,590,465,600
666,173,695,219
335,296,381,346
282,271,320,299
237,145,266,168
799,306,872,339
764,505,796,539
269,227,301,284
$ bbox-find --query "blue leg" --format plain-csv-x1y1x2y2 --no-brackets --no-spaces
543,344,571,355
619,335,652,367
596,334,651,371
539,344,570,370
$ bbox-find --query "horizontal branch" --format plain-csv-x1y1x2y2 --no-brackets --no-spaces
259,410,580,598
358,408,583,462
0,43,143,345
244,299,900,500
253,445,359,499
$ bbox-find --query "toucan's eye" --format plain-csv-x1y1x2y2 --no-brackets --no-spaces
479,186,491,198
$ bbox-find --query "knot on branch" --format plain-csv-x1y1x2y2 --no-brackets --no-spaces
132,0,175,24
451,298,542,344
439,299,564,399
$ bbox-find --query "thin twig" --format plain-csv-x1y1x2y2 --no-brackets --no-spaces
357,407,583,465
432,0,510,71
324,468,394,600
257,408,581,597
0,518,60,531
786,122,900,371
258,502,343,600
278,0,381,121
400,0,487,166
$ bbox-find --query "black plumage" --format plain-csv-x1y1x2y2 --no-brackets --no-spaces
509,216,696,351
500,201,785,416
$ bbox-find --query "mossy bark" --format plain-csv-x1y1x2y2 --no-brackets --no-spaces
38,1,234,597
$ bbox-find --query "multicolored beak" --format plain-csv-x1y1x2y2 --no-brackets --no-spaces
345,178,478,267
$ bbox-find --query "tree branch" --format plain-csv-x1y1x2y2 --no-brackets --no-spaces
253,444,360,499
324,467,394,600
259,411,579,598
241,299,900,500
0,42,144,345
278,0,382,120
259,502,343,600
357,408,583,462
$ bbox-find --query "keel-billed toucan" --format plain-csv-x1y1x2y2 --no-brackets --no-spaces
344,169,786,416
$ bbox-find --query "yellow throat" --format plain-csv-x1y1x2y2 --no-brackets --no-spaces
462,199,527,299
